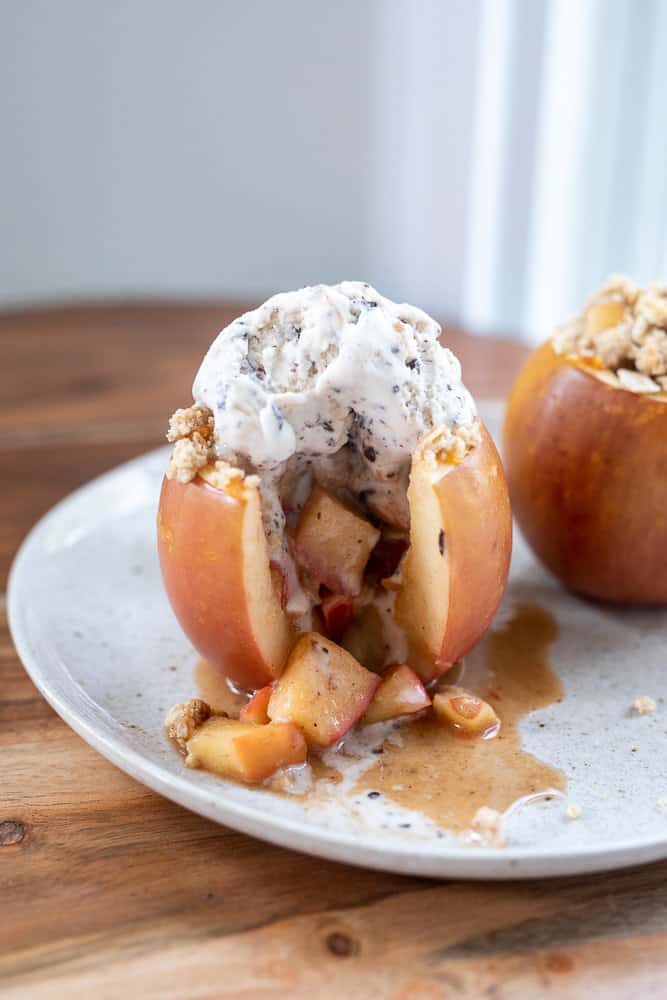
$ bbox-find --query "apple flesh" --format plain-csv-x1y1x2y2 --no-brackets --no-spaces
239,685,273,725
394,421,512,681
186,718,307,783
503,341,667,603
293,485,380,596
158,465,292,689
267,632,380,747
361,664,431,724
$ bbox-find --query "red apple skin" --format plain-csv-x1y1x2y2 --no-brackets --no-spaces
321,594,355,640
503,341,667,603
239,685,273,725
366,537,408,580
158,473,292,690
395,422,512,680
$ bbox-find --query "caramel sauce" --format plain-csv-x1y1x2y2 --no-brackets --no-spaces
353,603,565,831
192,604,565,834
194,659,246,717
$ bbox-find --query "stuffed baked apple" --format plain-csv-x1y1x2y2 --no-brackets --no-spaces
159,282,511,782
504,276,667,603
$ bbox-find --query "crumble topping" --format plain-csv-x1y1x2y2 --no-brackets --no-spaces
164,698,212,751
167,404,214,443
631,695,656,716
166,405,216,483
552,275,667,393
564,803,582,820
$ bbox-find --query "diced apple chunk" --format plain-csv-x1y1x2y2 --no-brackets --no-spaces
361,664,431,724
321,593,355,640
186,718,307,783
293,485,380,596
267,632,380,747
239,685,273,725
433,688,499,738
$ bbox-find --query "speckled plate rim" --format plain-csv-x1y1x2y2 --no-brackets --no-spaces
8,443,667,881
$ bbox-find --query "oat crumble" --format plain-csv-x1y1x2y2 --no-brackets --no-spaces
164,698,212,751
564,803,582,821
166,405,216,483
552,276,667,392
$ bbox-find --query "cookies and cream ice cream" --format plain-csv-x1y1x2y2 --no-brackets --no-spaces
169,283,476,543
193,281,475,474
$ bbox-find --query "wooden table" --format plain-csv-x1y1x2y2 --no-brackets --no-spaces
2,303,666,999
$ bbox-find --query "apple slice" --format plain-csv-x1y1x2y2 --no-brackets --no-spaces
239,685,273,725
158,464,292,689
267,632,380,747
321,593,355,640
394,421,512,681
361,664,431,724
186,718,307,783
293,485,380,596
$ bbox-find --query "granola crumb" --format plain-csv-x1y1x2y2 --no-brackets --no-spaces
631,695,656,716
165,404,216,483
470,805,506,848
164,698,212,752
167,437,211,483
564,803,582,821
656,798,667,811
166,404,214,443
552,277,667,391
419,419,482,470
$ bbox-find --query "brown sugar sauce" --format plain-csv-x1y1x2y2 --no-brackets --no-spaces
194,658,247,716
353,603,565,831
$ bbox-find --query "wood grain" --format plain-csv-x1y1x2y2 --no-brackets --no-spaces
3,302,664,999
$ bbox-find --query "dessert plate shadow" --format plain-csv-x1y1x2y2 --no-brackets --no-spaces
8,404,667,879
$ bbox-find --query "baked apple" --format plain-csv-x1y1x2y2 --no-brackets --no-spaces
160,282,512,783
504,275,667,603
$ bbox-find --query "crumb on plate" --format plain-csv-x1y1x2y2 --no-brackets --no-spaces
164,698,212,751
631,695,656,716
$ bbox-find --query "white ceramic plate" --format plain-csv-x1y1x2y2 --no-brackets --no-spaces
8,405,667,879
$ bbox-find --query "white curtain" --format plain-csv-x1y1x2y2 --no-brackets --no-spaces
368,0,667,343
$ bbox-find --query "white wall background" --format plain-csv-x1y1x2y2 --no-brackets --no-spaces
1,0,374,304
2,0,667,341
